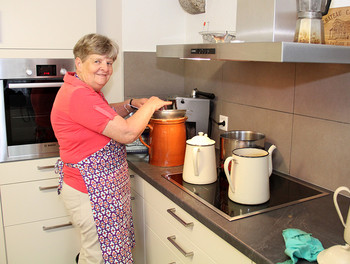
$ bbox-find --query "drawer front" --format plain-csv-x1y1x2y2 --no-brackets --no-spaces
0,157,58,185
145,199,216,264
145,225,184,264
131,189,145,264
1,178,68,226
129,170,144,197
5,216,80,264
143,181,253,264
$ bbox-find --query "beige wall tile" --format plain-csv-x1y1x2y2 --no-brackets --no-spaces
295,63,350,123
291,115,350,190
184,60,224,96
221,61,295,113
124,52,185,99
212,102,293,174
123,52,350,191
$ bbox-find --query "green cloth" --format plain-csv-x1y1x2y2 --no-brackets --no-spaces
277,228,324,264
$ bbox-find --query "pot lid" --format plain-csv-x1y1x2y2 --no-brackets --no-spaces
187,132,215,146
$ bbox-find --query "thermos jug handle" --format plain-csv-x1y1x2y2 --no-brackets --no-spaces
192,147,200,176
224,157,235,193
333,186,350,228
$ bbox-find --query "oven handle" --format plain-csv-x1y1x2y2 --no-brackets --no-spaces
8,82,64,88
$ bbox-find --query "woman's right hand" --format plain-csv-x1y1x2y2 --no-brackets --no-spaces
144,96,172,112
103,96,172,144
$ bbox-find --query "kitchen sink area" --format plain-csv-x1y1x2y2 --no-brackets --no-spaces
162,170,330,221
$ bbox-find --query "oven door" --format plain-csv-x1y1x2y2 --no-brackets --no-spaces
0,79,63,162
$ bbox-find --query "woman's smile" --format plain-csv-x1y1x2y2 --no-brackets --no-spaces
75,54,114,91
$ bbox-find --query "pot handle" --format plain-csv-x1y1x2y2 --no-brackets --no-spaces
138,124,152,149
224,157,236,193
192,147,200,176
333,186,350,228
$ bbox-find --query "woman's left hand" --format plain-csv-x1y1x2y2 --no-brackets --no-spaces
131,98,148,109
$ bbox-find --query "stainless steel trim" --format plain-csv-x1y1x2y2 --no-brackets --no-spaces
6,143,59,162
39,185,58,191
156,42,350,64
167,208,194,227
42,221,72,231
167,235,194,257
8,82,63,88
0,80,7,162
0,58,75,79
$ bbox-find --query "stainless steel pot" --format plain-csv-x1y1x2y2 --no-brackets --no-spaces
220,130,265,164
152,109,186,119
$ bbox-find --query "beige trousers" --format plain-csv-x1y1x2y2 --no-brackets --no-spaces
60,182,104,264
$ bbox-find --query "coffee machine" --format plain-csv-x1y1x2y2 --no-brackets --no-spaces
169,89,215,139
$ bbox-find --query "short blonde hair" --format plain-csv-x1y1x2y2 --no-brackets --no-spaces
73,33,119,62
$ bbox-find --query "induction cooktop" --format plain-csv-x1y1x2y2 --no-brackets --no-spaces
162,170,329,221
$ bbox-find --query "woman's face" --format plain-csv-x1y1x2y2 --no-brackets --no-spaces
75,54,114,92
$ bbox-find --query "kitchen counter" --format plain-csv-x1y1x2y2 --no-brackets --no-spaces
127,153,350,264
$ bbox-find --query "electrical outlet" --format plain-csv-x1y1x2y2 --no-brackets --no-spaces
219,115,228,131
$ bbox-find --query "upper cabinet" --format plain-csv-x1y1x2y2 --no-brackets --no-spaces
0,0,96,53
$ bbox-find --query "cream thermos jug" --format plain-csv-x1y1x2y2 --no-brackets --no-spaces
183,132,217,185
317,186,350,264
224,145,276,205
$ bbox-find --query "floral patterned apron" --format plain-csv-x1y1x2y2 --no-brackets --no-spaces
55,139,135,264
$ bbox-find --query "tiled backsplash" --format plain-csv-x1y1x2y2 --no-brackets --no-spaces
124,51,350,191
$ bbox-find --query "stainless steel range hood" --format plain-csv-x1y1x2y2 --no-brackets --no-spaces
156,42,350,64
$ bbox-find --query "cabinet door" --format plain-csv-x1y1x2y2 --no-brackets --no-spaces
0,0,96,49
145,200,216,264
5,216,80,264
0,200,6,264
145,225,184,264
0,157,58,185
1,178,67,226
131,189,145,264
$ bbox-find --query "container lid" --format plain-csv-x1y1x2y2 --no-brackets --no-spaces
187,132,215,146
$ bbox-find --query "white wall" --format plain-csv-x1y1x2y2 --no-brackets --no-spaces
185,0,237,44
97,1,124,102
122,0,186,50
97,0,237,102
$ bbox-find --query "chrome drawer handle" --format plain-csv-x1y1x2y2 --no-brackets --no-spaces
167,235,194,257
130,174,135,178
39,185,59,191
42,221,72,231
130,196,136,200
37,165,55,170
167,208,194,227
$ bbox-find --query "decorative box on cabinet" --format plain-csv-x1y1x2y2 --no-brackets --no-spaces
129,170,146,264
142,180,255,264
0,158,80,264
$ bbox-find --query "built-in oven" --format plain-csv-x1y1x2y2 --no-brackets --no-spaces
0,58,75,162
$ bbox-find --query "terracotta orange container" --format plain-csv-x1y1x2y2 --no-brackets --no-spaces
140,117,187,167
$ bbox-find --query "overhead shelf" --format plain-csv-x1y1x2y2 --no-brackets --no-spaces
156,42,350,64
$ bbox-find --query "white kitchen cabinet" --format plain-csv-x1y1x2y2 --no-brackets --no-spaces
145,225,185,264
5,216,79,264
130,170,146,264
0,0,96,50
143,179,255,264
0,200,6,264
0,157,81,264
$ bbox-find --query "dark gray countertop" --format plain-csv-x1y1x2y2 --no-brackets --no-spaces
127,153,349,264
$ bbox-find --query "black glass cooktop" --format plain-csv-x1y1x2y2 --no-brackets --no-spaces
162,170,329,221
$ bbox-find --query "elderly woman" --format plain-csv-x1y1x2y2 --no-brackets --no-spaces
51,33,170,264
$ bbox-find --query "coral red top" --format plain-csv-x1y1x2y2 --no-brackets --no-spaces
51,72,117,193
